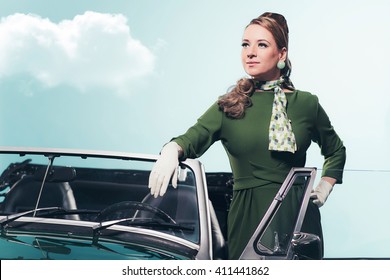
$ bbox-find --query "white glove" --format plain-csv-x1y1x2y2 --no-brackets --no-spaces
148,142,181,198
310,179,333,207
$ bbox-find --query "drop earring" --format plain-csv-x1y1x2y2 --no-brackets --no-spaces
277,60,286,70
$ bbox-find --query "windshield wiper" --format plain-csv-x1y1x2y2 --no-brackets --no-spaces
0,207,60,229
0,207,99,229
93,218,194,237
37,208,100,217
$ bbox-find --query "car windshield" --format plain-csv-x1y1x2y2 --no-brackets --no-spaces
0,150,200,244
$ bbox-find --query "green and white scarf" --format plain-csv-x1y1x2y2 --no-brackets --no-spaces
257,77,297,153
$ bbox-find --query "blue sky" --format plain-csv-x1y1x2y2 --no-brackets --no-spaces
0,0,389,257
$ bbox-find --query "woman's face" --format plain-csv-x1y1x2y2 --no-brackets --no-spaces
241,24,286,81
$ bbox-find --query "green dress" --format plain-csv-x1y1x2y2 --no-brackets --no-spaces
172,89,346,259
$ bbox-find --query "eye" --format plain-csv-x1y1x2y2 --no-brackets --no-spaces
258,43,268,48
241,42,249,48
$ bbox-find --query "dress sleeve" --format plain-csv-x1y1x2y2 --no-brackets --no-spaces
312,98,346,183
171,102,223,160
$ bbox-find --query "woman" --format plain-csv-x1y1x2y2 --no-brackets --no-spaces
148,12,346,259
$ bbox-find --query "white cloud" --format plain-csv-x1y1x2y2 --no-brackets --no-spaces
0,11,155,95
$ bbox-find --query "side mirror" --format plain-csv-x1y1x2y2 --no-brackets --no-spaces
291,232,323,260
34,166,76,182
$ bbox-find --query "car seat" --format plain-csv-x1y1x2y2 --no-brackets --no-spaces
2,175,79,219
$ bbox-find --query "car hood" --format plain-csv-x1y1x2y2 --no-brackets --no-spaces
0,232,192,260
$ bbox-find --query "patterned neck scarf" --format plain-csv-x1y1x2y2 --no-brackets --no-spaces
255,77,297,153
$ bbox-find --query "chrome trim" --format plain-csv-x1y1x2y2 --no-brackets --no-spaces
0,216,199,250
192,160,213,259
0,146,157,161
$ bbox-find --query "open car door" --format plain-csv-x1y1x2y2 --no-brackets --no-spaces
239,167,321,260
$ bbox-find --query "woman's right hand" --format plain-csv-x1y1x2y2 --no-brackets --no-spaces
148,142,182,197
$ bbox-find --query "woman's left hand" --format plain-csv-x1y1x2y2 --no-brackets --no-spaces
310,178,335,207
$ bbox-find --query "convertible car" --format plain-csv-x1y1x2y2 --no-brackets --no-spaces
0,147,320,260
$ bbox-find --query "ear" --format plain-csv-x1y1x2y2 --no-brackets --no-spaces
279,47,287,61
